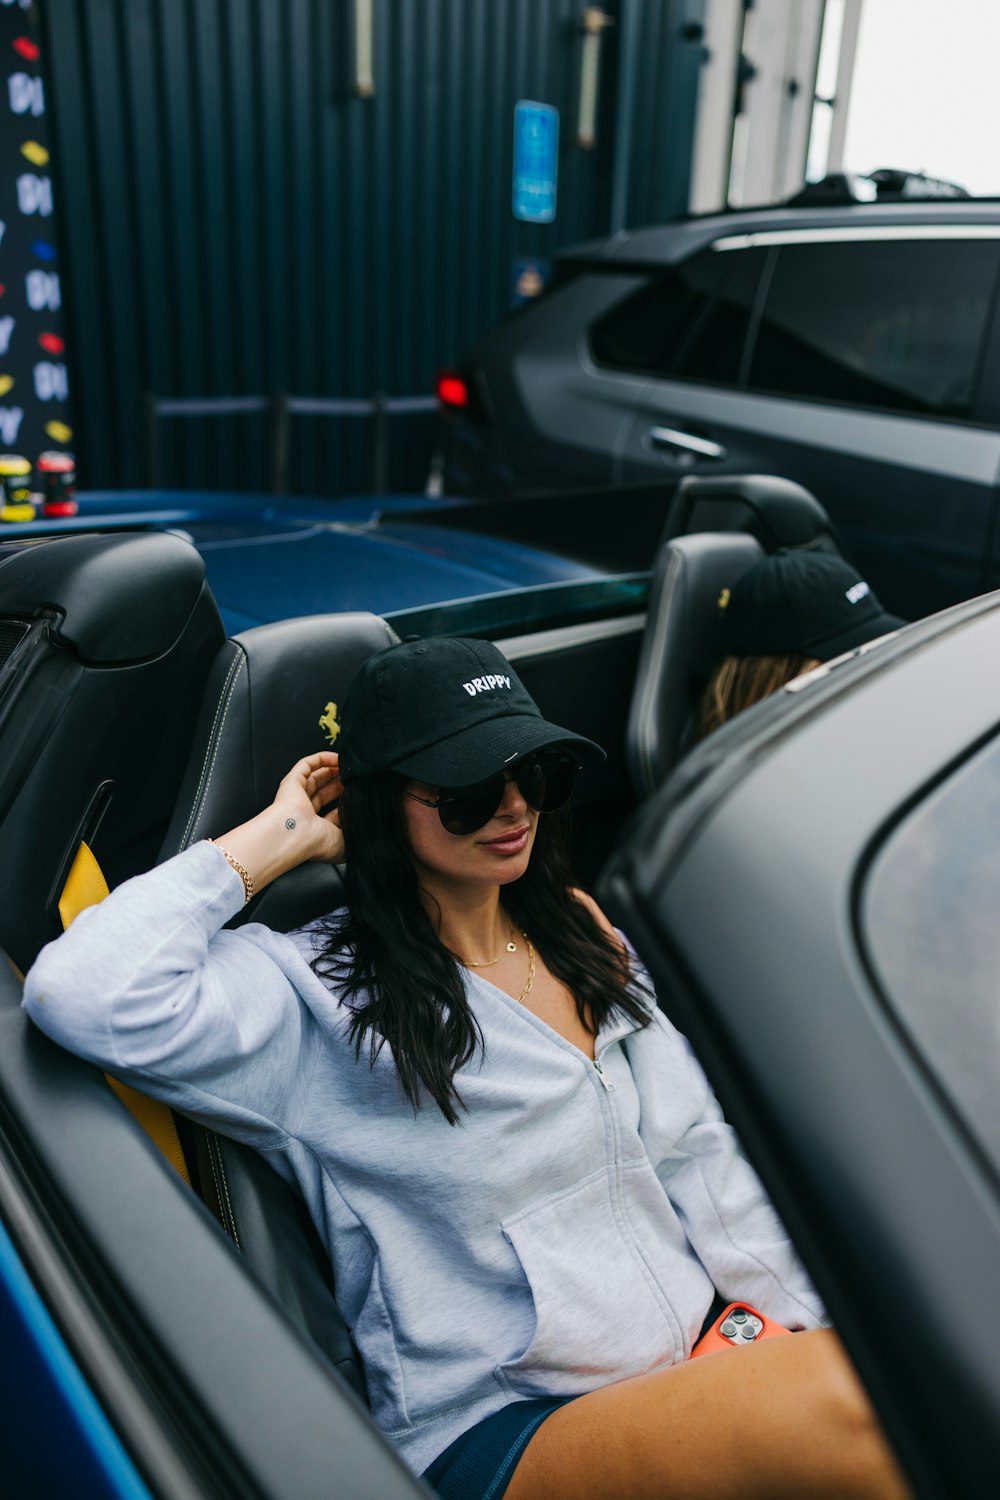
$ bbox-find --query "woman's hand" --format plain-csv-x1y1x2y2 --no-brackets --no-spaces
271,751,345,864
207,751,347,898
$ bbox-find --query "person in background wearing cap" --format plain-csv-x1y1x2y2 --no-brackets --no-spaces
699,549,904,738
22,637,909,1500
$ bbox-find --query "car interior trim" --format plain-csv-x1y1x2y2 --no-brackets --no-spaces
0,968,427,1499
495,611,645,660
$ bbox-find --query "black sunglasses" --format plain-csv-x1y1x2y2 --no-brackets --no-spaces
404,752,580,835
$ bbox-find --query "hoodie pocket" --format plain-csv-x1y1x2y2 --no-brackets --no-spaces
495,1164,684,1398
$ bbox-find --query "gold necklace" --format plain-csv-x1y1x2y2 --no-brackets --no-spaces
455,919,519,969
455,922,533,1002
515,930,535,1005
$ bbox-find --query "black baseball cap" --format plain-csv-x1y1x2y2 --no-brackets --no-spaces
721,549,904,661
337,636,606,785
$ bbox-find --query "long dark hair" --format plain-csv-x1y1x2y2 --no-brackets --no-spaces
311,771,651,1124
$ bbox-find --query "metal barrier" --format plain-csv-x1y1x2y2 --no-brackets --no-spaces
142,390,438,495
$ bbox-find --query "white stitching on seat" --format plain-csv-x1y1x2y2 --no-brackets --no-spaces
179,650,247,851
204,1132,228,1231
206,1131,241,1247
214,1140,241,1249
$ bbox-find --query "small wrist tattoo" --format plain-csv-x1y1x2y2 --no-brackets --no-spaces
285,817,296,830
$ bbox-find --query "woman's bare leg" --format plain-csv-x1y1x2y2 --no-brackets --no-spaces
505,1329,910,1500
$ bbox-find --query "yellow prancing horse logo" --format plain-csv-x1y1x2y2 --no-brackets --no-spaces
318,702,341,745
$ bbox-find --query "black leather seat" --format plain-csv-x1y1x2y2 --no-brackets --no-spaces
626,533,764,799
626,475,847,799
157,609,398,1400
0,532,225,974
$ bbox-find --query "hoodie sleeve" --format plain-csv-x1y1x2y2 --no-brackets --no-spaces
22,841,317,1146
626,1008,828,1332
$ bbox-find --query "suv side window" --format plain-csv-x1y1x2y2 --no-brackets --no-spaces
747,237,1000,418
589,248,762,382
674,247,765,384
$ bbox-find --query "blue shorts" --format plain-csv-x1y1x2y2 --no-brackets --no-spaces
422,1398,571,1500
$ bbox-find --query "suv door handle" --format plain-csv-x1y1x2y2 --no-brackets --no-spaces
647,425,727,461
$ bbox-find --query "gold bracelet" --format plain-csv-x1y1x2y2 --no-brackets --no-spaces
207,839,254,906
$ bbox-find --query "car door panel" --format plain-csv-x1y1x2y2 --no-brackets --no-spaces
622,379,1000,617
498,274,655,489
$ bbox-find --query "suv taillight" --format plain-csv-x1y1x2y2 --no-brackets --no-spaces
436,370,473,410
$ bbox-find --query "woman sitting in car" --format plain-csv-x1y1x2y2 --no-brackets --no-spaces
23,635,909,1500
699,548,903,737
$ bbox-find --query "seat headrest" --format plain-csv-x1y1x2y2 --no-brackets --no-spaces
0,531,211,661
662,474,845,558
0,533,225,970
159,611,398,930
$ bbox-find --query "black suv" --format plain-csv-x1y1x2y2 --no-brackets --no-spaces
438,176,1000,619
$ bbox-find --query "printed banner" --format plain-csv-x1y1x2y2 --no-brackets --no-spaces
0,0,73,487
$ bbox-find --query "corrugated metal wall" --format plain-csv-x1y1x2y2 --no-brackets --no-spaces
39,0,704,495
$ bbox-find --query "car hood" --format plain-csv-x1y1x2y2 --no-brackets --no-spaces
0,490,605,634
182,517,602,631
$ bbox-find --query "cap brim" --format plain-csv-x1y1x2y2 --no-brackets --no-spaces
392,713,606,787
810,609,906,661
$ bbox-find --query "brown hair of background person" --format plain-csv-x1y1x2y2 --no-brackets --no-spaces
698,549,903,739
698,651,822,737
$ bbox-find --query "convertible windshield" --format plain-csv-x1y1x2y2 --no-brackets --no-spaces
383,573,650,639
385,573,650,640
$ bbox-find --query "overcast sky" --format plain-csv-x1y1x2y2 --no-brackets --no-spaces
841,0,1000,195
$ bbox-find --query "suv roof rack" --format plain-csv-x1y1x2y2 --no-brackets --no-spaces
786,168,970,207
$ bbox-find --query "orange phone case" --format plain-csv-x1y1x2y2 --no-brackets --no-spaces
690,1302,792,1359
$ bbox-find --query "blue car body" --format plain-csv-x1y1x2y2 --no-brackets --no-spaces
0,489,606,633
0,1219,150,1498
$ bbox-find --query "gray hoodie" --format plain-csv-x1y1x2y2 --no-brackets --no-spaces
23,841,825,1475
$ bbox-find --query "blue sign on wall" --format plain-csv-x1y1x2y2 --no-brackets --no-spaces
512,101,558,224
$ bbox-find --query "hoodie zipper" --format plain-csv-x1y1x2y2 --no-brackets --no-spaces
593,1056,615,1091
590,1033,688,1362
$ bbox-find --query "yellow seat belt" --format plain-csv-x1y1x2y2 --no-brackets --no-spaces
58,842,191,1186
